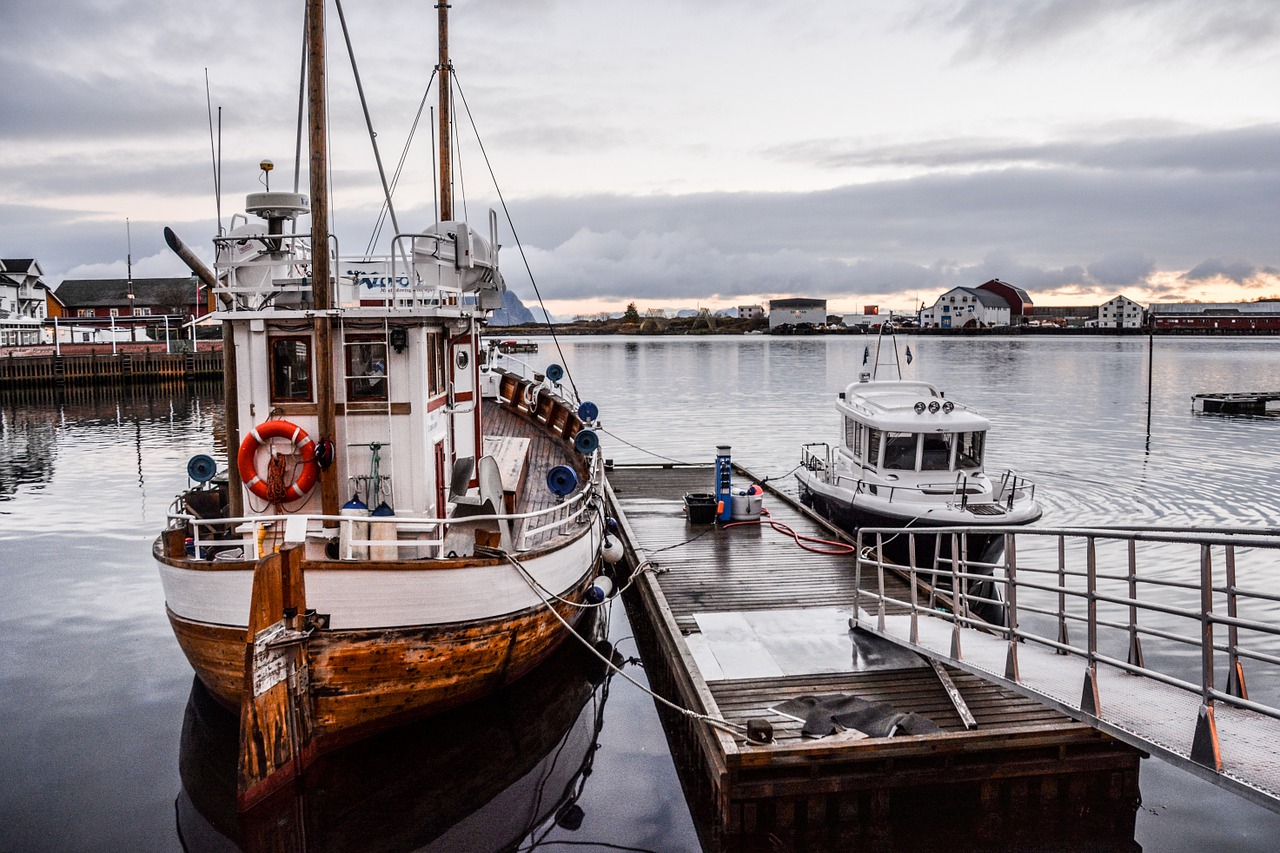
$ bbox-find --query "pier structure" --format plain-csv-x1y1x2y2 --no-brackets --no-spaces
0,347,223,389
607,464,1142,850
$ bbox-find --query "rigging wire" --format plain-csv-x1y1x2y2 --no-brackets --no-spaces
501,551,749,739
452,72,580,401
333,0,406,272
367,70,438,256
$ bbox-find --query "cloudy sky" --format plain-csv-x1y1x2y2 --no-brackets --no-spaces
3,0,1279,317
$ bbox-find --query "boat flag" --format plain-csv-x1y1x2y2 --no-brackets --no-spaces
906,345,913,364
862,346,869,365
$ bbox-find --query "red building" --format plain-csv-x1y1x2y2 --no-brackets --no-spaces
976,279,1034,324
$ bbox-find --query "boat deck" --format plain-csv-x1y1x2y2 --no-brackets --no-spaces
481,396,583,550
607,464,1143,848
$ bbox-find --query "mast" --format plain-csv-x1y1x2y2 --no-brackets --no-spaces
307,0,340,518
437,2,452,221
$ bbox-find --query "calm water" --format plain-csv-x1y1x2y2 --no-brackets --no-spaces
4,335,1280,851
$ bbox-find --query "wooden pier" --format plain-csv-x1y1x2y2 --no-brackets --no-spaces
607,464,1143,850
0,348,223,390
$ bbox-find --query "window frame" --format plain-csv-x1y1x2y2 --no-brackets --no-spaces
269,335,314,403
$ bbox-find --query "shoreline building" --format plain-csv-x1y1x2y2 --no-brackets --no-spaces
53,276,207,343
0,259,51,347
1149,301,1280,332
918,286,1010,329
769,297,826,330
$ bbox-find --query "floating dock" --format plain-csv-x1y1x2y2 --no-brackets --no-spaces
1193,391,1280,415
607,464,1143,850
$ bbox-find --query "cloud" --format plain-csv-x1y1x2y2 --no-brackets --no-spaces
930,0,1280,58
771,125,1280,176
1183,258,1258,284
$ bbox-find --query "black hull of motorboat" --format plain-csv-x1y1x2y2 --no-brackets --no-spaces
799,488,1009,625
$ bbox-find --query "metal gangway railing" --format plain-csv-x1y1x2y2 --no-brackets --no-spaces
853,525,1280,813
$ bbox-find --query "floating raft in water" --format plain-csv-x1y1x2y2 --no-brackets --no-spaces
606,463,1143,850
1193,392,1280,415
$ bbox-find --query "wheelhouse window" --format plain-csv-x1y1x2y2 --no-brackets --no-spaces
427,331,447,396
920,433,953,471
883,432,917,471
866,429,881,468
956,431,984,468
843,417,862,458
271,336,313,401
346,335,388,401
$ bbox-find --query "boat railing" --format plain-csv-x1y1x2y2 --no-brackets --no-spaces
211,231,332,309
800,442,831,475
994,469,1037,507
173,461,602,560
853,524,1280,781
208,230,484,313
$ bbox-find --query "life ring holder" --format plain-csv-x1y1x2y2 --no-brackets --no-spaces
237,419,319,503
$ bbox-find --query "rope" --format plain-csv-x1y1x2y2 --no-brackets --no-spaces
500,550,750,738
451,73,579,402
597,427,693,466
264,450,292,505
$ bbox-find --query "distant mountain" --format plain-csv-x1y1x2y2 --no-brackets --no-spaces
489,290,536,326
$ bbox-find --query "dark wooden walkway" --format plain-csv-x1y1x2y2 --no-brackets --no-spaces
607,464,1143,850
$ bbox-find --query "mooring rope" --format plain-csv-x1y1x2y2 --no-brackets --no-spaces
500,550,750,739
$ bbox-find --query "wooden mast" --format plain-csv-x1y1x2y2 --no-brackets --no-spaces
437,2,452,221
308,0,339,518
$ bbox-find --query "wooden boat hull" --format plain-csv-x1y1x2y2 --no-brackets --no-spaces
177,612,609,852
167,571,593,752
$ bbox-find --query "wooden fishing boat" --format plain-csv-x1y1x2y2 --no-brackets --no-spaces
154,0,609,809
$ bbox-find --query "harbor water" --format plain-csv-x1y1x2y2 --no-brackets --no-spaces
4,335,1280,851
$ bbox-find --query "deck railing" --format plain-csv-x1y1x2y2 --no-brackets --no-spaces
854,524,1280,803
174,452,603,560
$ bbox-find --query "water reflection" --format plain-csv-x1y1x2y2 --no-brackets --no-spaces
176,614,623,853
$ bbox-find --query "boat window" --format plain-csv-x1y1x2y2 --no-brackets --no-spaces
883,432,918,471
866,429,881,468
920,433,953,471
345,336,388,401
427,332,447,395
843,417,862,457
270,336,312,401
957,431,984,468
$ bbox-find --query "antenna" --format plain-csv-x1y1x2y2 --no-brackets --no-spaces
205,69,222,234
126,218,135,310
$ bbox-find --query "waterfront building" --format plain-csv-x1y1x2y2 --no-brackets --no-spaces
53,276,208,342
1149,301,1280,332
918,286,1011,329
1092,295,1145,329
768,297,826,330
0,259,51,347
976,279,1033,324
737,304,764,320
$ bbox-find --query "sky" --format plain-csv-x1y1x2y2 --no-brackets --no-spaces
2,0,1279,318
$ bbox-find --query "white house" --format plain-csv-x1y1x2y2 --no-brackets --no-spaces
737,304,764,320
768,298,826,330
1092,295,1144,329
919,287,1010,329
0,258,50,346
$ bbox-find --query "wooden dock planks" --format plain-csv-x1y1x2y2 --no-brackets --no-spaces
607,463,1143,849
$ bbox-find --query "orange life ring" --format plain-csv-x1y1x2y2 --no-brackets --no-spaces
237,419,319,503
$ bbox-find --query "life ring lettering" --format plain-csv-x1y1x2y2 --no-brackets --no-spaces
237,419,319,503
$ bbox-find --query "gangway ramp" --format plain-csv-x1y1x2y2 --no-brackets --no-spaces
854,524,1280,813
